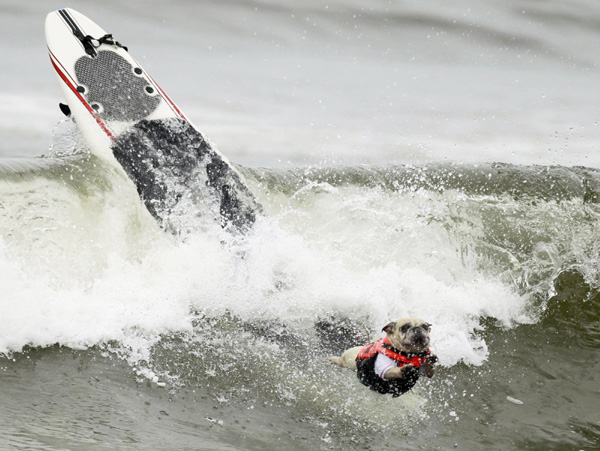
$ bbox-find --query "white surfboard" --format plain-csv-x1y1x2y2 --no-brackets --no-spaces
45,8,188,158
45,8,260,232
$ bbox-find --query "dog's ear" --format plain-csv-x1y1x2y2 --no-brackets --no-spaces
382,322,396,334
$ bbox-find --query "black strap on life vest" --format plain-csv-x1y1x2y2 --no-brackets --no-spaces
381,341,404,355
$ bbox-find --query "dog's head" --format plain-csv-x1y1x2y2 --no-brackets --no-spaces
382,318,431,354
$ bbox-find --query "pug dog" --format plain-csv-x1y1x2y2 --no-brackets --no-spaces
329,318,437,396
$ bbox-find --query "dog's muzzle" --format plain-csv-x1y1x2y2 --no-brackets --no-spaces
408,327,429,345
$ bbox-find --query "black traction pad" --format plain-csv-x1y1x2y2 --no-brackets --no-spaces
74,50,160,122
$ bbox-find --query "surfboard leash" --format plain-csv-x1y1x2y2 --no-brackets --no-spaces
78,34,129,57
58,9,128,57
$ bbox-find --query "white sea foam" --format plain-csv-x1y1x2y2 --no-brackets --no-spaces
0,166,532,368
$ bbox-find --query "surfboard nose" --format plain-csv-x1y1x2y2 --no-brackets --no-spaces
45,9,61,43
46,8,76,40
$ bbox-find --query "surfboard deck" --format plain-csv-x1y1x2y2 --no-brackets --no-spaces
45,8,260,232
46,9,181,152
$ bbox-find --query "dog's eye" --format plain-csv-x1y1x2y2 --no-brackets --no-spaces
401,324,411,333
422,323,432,331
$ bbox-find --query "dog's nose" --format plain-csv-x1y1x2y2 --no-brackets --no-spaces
410,327,426,342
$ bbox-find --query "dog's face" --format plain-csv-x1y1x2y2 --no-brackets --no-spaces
382,318,431,354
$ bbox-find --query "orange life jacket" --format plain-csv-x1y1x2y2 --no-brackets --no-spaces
356,337,430,367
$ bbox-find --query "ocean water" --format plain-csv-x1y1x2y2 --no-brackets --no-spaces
1,0,600,450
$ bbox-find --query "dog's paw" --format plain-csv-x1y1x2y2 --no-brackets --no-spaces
426,354,438,364
422,355,437,378
401,363,416,375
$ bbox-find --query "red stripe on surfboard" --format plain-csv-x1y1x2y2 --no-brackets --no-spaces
48,51,115,140
48,48,77,87
148,75,186,120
